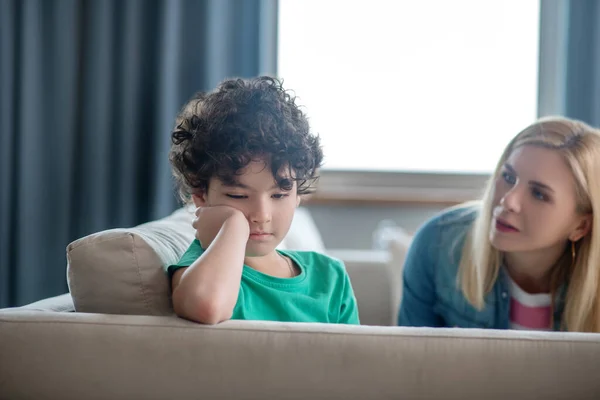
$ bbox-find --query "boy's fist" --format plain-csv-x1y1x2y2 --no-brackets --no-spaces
192,206,249,249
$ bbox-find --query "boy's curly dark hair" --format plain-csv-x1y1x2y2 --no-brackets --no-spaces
169,76,323,203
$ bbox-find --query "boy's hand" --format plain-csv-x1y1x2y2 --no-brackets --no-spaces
193,206,249,249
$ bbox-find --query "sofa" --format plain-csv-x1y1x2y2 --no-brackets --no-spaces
1,207,600,400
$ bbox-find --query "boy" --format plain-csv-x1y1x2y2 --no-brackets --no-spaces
167,76,360,325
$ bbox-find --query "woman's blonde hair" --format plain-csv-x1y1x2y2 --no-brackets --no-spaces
458,116,600,332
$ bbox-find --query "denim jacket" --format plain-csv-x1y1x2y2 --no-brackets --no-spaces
397,204,565,330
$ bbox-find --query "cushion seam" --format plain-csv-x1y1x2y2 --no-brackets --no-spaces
130,234,153,315
68,234,137,252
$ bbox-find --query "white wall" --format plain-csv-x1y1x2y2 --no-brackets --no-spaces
305,204,446,250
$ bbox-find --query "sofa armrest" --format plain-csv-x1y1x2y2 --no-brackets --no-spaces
326,249,390,267
327,249,396,326
330,229,412,326
9,293,75,312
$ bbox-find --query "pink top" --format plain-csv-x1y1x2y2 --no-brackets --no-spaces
508,275,552,331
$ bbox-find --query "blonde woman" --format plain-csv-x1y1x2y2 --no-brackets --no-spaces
398,116,600,332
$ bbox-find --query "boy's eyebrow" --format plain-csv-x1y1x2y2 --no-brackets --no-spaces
221,182,290,190
222,182,249,189
271,183,287,190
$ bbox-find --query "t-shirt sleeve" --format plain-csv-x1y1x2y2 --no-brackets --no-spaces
338,266,361,325
165,239,204,279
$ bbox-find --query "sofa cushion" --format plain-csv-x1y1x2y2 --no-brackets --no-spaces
67,207,196,315
2,293,75,313
386,227,413,322
2,312,600,400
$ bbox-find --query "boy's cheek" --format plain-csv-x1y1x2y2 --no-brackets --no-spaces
220,201,247,217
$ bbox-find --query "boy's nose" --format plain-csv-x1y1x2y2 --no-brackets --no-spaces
249,202,271,224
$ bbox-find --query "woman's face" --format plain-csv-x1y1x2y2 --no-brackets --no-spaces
489,145,590,253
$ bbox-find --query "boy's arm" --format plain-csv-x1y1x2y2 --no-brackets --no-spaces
172,210,249,325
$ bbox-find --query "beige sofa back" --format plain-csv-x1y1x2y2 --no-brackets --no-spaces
1,311,599,400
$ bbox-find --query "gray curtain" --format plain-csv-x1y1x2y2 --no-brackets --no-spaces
0,0,278,308
538,0,600,126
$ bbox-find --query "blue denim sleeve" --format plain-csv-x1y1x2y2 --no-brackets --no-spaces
397,216,444,327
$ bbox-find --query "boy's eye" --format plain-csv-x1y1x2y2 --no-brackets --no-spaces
272,193,289,199
225,194,247,199
501,171,516,185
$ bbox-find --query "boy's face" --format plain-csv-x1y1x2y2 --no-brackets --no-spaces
193,160,300,257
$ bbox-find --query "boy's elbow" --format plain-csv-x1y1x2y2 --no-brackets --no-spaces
194,299,233,325
172,288,233,324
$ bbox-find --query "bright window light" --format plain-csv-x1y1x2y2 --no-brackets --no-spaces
278,0,540,173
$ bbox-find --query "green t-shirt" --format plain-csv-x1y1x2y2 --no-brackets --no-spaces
167,240,360,324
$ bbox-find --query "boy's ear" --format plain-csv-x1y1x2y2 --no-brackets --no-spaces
191,192,208,207
296,195,302,207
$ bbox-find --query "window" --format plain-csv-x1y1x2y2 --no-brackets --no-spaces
278,0,540,175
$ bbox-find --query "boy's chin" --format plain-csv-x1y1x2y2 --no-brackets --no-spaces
244,243,279,258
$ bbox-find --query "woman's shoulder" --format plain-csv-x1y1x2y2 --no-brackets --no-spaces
414,201,479,243
433,201,480,226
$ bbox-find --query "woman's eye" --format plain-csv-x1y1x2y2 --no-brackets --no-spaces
225,194,246,199
501,171,516,185
532,188,548,202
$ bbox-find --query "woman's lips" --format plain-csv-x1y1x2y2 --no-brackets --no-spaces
495,218,519,233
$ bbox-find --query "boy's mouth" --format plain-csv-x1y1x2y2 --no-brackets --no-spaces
249,231,273,240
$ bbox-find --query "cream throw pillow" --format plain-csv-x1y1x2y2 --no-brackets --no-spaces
67,207,196,315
